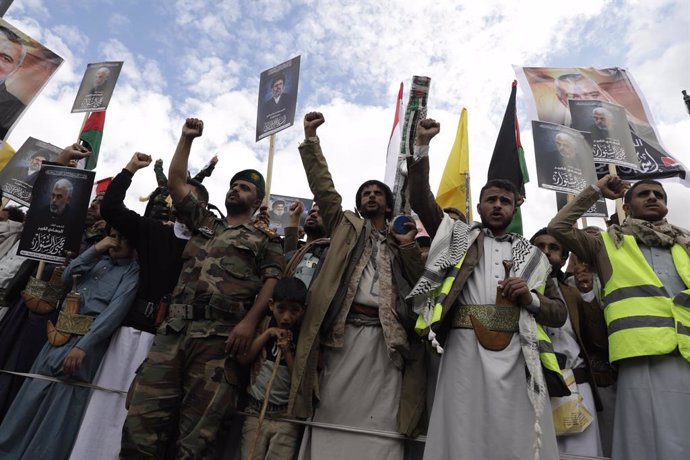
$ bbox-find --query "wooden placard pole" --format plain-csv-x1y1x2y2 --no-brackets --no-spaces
77,112,89,143
264,133,276,205
246,348,282,460
608,163,625,224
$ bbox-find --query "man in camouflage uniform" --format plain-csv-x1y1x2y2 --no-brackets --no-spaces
120,118,284,459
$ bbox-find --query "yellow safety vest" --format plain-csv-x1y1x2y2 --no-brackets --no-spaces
601,232,690,363
415,256,564,379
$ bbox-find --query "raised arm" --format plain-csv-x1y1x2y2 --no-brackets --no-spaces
547,175,627,266
283,200,304,253
298,112,345,236
407,118,444,238
169,118,203,204
101,152,153,244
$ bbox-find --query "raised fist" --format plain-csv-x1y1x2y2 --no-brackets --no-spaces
288,200,304,226
304,112,325,138
415,118,441,146
596,175,628,200
126,152,152,172
182,118,204,138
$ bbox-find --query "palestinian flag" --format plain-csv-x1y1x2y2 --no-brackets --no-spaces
79,111,106,170
487,80,528,235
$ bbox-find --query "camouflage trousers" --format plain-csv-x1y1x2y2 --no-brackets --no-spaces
120,322,237,459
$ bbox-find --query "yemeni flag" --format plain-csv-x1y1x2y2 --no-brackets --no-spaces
79,111,106,170
384,82,404,189
487,80,529,235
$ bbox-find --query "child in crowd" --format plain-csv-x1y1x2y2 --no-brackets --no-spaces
238,277,307,460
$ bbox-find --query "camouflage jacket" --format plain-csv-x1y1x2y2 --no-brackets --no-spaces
165,191,284,338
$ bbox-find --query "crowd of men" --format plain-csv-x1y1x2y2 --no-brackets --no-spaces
0,111,688,460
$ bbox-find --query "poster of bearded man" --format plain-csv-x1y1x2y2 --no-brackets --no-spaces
0,136,61,206
0,18,63,142
18,165,95,263
71,61,123,113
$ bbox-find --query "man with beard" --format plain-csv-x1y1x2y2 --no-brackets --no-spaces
548,176,690,460
79,66,111,110
590,107,613,140
15,151,49,186
0,25,27,140
121,118,284,459
284,201,329,289
407,118,566,460
289,112,425,460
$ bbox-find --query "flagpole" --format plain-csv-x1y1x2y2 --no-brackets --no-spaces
77,112,90,143
464,172,472,222
264,133,276,204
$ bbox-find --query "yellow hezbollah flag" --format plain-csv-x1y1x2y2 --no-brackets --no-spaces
0,141,16,171
436,108,471,221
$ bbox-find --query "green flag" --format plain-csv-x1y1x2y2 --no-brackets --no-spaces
79,111,105,170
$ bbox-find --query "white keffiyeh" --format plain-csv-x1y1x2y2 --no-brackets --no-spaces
408,214,553,460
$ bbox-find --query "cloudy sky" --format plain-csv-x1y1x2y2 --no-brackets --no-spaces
4,0,690,236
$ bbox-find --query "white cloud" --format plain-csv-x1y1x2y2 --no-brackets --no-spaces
100,39,166,93
107,13,131,34
2,0,689,234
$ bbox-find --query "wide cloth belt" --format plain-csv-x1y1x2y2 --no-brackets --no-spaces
349,302,378,318
168,302,243,320
451,304,520,332
55,311,95,335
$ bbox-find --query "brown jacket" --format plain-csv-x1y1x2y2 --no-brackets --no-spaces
557,278,608,409
288,139,426,436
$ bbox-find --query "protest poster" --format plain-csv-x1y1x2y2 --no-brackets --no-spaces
267,193,312,236
18,165,95,263
0,18,63,142
0,137,61,206
555,192,608,219
569,99,639,170
71,61,123,113
515,66,687,181
532,121,598,195
255,56,300,141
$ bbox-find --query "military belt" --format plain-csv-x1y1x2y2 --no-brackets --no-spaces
55,311,95,335
451,304,520,332
168,302,243,320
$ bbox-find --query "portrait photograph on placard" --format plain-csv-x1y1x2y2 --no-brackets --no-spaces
255,56,300,141
18,165,95,263
71,61,123,113
0,137,62,206
532,121,598,195
0,18,63,142
569,99,639,170
267,193,312,236
516,66,686,181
